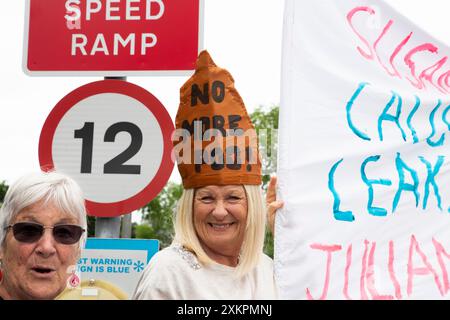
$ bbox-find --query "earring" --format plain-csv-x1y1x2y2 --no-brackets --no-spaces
67,267,80,289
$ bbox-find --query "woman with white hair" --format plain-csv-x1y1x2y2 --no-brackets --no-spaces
0,171,87,300
133,50,283,299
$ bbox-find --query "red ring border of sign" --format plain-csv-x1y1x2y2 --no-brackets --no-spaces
39,80,174,217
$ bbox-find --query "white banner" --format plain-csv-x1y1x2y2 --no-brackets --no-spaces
277,0,450,299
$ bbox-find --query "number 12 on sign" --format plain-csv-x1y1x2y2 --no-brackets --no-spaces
74,121,143,175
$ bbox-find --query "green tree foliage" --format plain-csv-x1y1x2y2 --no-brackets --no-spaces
87,216,96,237
0,181,8,204
250,105,279,258
135,223,154,239
137,182,183,248
250,105,279,188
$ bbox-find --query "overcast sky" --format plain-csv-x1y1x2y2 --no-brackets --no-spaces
1,0,450,190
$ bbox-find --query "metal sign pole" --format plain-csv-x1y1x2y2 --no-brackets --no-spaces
95,217,122,238
95,76,127,239
121,214,132,238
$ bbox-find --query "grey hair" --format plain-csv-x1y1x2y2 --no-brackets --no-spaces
0,171,88,249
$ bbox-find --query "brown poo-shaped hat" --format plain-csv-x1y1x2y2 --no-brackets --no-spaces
174,50,262,189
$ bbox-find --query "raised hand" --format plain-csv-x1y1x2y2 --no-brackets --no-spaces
266,176,284,235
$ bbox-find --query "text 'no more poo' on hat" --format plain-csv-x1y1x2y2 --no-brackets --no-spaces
173,50,262,189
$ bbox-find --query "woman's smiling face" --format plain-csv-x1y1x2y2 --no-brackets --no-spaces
193,185,248,264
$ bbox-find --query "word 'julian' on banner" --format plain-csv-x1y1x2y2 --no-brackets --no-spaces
306,235,450,300
65,0,165,56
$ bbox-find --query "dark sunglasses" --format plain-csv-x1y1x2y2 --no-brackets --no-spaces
5,222,85,245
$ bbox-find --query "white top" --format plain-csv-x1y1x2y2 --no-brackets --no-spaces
132,244,278,300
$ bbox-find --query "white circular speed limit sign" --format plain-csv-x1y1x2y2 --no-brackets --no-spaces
39,80,174,217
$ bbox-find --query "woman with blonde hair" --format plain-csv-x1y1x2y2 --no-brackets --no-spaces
133,51,283,300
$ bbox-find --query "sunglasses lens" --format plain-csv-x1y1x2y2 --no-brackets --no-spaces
53,225,83,245
10,223,84,245
12,223,43,243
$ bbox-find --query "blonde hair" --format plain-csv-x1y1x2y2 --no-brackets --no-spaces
173,185,266,278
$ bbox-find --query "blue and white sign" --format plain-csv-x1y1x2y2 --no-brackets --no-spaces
78,238,159,299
